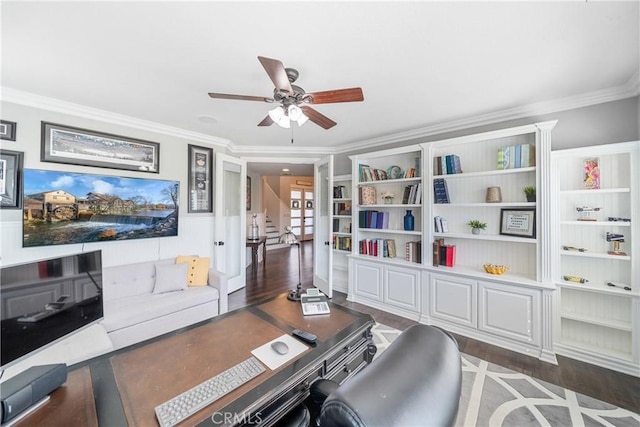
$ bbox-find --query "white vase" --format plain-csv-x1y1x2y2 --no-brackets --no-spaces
472,228,480,235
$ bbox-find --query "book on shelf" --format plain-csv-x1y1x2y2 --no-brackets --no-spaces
433,179,450,204
434,155,462,175
333,185,347,199
359,238,396,258
333,236,352,251
359,186,377,205
437,242,456,267
405,240,422,263
497,144,535,170
432,238,444,266
359,164,390,182
434,216,448,233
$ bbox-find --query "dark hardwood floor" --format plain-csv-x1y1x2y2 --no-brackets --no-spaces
231,241,640,414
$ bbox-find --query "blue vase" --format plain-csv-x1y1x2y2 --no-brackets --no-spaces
404,210,414,231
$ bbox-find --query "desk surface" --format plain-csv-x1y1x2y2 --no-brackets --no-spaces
17,294,374,427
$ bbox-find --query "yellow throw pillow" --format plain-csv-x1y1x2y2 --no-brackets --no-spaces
176,256,210,286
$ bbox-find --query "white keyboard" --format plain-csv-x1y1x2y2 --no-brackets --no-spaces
154,356,266,427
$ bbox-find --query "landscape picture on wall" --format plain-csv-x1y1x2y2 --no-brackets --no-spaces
23,169,179,247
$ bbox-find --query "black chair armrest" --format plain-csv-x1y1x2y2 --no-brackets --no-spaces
310,379,340,403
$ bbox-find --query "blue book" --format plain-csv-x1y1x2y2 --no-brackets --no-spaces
514,145,521,168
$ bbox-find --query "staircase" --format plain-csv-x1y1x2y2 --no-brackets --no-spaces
266,218,286,250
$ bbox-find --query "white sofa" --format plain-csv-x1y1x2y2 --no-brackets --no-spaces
100,257,228,350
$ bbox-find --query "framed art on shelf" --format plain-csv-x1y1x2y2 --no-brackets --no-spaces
0,150,23,209
0,120,17,141
188,144,213,213
41,122,160,173
500,208,536,238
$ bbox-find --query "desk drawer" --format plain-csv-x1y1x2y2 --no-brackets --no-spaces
326,342,374,385
325,333,369,373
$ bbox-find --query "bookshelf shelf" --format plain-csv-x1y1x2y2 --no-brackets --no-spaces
435,202,536,208
434,166,535,179
433,232,537,244
551,141,639,376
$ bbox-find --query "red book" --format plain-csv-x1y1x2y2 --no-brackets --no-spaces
445,245,456,267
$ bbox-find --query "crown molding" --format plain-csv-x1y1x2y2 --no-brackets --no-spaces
334,77,640,154
0,87,233,150
3,75,638,157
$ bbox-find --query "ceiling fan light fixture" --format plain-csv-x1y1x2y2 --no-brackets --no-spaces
296,113,309,126
268,106,291,128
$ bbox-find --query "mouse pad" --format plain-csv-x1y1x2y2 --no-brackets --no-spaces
251,334,308,370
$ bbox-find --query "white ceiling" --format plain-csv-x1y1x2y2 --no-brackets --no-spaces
1,1,639,161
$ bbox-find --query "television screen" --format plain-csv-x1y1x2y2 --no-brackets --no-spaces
22,169,179,247
0,250,104,368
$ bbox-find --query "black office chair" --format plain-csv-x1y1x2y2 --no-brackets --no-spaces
279,324,462,427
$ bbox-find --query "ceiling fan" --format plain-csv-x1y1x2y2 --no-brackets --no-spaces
208,56,364,130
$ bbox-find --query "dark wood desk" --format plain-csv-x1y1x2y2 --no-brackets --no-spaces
246,236,267,276
18,294,375,427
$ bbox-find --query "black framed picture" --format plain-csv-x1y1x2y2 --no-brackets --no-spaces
41,122,160,173
0,150,23,209
246,176,251,211
500,208,536,238
188,144,213,213
0,120,17,141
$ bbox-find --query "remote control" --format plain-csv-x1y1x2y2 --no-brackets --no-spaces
292,329,317,344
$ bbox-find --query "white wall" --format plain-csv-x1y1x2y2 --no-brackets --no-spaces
0,101,222,268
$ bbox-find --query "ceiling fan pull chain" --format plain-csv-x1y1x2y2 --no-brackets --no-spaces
291,125,294,144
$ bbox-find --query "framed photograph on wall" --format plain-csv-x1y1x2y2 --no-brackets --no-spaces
0,150,23,209
41,122,160,173
188,144,213,213
0,120,17,141
22,169,179,247
500,208,536,238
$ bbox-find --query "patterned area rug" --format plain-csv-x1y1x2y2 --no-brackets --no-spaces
371,324,640,427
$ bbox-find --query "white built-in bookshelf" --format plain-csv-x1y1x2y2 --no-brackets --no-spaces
551,141,639,376
331,174,352,293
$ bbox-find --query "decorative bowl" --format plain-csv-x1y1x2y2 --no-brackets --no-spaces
483,264,509,275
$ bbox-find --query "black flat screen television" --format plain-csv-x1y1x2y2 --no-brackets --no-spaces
0,250,104,368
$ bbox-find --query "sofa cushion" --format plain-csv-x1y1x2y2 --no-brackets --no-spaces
153,263,188,294
176,256,210,286
102,286,220,333
103,258,175,300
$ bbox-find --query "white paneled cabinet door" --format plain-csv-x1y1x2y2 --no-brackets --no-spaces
214,153,246,293
314,155,333,297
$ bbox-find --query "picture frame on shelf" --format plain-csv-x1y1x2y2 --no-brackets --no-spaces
500,208,536,238
0,120,17,141
0,149,23,209
188,144,213,213
41,122,160,173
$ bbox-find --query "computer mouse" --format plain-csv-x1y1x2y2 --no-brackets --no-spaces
271,341,289,355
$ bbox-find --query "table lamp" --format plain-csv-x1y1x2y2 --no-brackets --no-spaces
279,226,302,301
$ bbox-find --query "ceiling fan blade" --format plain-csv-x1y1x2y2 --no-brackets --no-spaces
305,87,364,104
208,93,273,102
257,56,293,94
300,106,337,129
257,115,274,127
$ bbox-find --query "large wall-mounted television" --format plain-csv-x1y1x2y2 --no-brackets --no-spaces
22,169,179,248
0,250,104,368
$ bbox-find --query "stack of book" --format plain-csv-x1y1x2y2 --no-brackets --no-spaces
405,241,422,263
433,154,462,175
401,183,422,204
333,185,348,198
432,238,456,267
433,179,450,204
358,210,390,229
433,216,448,233
359,164,388,181
359,238,396,258
333,235,352,251
497,144,535,170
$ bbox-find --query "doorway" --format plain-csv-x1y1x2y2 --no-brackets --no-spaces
290,187,314,241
